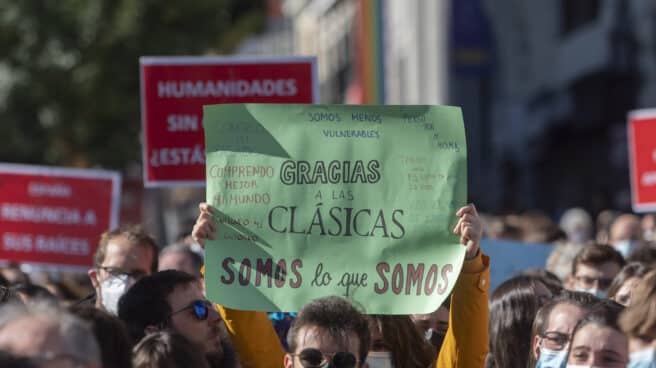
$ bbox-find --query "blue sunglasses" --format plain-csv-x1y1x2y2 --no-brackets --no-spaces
168,300,212,321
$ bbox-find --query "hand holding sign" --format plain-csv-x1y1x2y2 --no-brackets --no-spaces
192,202,216,247
194,202,482,258
454,204,482,260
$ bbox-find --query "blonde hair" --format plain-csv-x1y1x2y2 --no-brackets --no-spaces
619,269,656,339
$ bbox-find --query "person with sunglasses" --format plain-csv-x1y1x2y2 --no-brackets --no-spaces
118,270,239,368
192,202,490,368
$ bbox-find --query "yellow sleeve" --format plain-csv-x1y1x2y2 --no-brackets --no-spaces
436,252,490,368
201,266,285,368
218,306,286,368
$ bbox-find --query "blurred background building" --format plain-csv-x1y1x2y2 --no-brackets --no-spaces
2,0,655,244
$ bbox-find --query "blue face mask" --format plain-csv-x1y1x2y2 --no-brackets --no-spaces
536,347,568,368
614,240,638,258
628,347,656,368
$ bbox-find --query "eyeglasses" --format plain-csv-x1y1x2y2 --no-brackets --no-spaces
575,275,613,290
0,286,14,303
540,331,570,350
98,266,147,281
292,348,358,368
168,299,213,321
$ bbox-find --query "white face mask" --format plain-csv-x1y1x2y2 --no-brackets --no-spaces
366,351,394,368
628,347,656,368
574,286,607,299
536,347,568,368
100,274,135,315
614,240,638,258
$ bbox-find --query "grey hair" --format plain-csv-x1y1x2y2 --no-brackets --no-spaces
0,300,101,365
159,243,204,277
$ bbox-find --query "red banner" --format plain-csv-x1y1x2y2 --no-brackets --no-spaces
140,56,318,187
629,109,656,213
0,164,121,269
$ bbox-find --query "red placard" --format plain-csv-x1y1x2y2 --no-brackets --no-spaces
140,56,319,187
0,164,121,269
628,109,656,213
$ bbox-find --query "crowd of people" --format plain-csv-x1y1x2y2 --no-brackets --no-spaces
0,203,655,368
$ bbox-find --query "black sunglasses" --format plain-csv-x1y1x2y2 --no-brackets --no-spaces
168,300,212,321
293,348,358,368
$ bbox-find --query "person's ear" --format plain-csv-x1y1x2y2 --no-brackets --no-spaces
284,353,294,368
88,268,100,290
532,335,541,360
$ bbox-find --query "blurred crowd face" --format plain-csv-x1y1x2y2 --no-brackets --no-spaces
643,214,656,242
533,302,587,365
567,323,628,367
611,276,640,306
284,326,361,368
0,267,29,286
0,316,93,368
411,306,449,351
610,215,642,257
570,262,621,298
88,236,154,314
166,281,223,357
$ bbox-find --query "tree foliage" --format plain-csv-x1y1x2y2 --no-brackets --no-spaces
0,0,266,168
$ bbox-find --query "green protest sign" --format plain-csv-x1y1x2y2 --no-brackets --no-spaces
203,104,467,314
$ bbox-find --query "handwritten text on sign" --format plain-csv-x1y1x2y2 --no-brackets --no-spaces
203,104,467,314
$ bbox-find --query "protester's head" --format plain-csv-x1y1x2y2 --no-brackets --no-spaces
132,330,209,368
566,303,628,367
0,265,30,286
568,244,625,298
610,214,642,257
0,350,36,368
368,315,435,368
607,262,651,306
410,295,450,354
11,283,59,307
517,268,563,295
560,207,593,244
285,296,370,368
118,270,223,358
69,305,133,368
0,302,101,368
158,243,203,278
488,275,553,368
87,225,158,314
596,210,620,244
619,269,656,343
528,290,599,367
626,245,656,267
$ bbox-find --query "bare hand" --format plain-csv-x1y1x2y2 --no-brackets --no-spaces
452,203,482,260
191,203,217,248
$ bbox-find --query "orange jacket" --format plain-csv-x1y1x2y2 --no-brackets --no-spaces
437,252,490,368
217,252,490,368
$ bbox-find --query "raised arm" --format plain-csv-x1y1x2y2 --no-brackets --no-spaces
193,203,285,368
437,204,490,368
